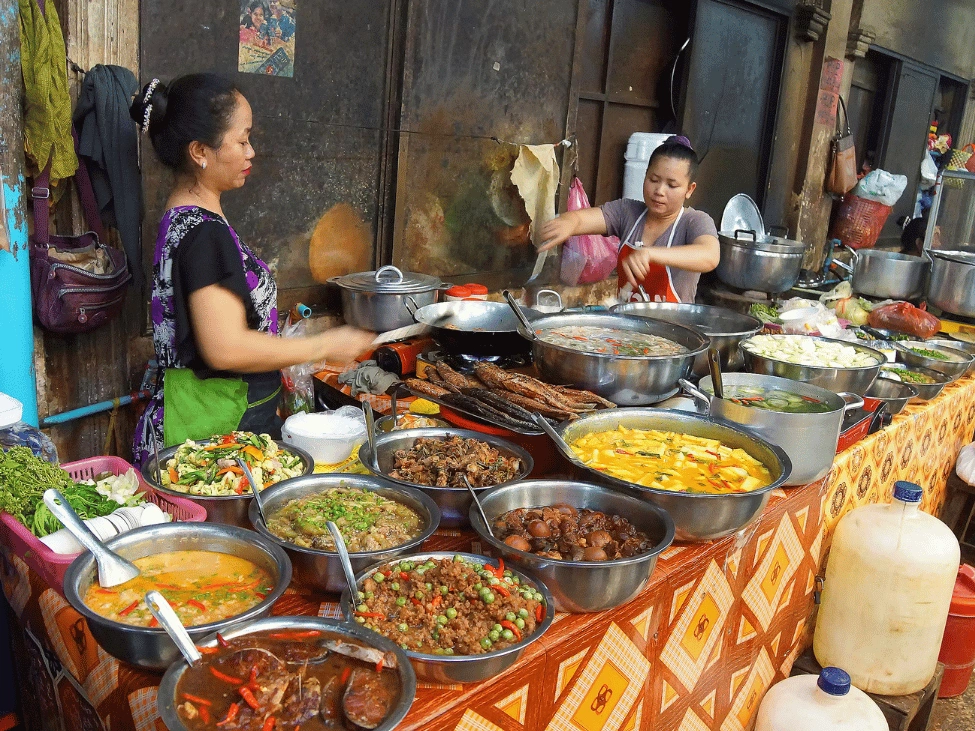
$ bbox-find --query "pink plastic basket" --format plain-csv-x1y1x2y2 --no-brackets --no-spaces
0,455,207,596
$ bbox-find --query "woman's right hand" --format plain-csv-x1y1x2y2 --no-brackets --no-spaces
315,326,377,365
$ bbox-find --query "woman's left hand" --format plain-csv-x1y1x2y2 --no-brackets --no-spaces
620,247,658,288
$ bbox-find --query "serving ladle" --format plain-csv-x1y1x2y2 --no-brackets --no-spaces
362,401,381,472
462,474,493,537
236,458,269,525
327,520,360,608
145,590,202,665
42,488,140,587
707,347,725,400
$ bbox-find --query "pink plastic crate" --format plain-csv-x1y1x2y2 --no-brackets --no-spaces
0,455,207,596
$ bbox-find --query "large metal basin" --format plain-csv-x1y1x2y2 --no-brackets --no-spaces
359,428,533,527
685,374,862,486
249,473,441,593
549,409,792,542
469,480,674,612
611,302,761,374
63,523,292,671
157,616,416,731
716,231,804,293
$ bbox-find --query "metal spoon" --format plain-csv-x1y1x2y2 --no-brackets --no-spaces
42,489,140,587
707,348,725,400
326,521,360,606
236,458,268,525
145,590,202,666
462,475,493,537
362,401,380,471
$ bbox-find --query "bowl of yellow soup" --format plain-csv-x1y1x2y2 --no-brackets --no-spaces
545,408,791,541
63,522,291,670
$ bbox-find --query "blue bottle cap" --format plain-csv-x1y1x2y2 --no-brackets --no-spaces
893,481,923,503
818,667,851,696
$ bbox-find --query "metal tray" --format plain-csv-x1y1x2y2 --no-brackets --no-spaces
401,385,545,435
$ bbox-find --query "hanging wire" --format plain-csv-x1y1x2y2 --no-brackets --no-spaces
66,58,87,75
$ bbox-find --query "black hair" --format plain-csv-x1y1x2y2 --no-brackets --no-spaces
130,73,242,172
648,136,700,182
242,1,268,28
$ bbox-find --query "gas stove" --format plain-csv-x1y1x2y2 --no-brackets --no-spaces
421,349,531,375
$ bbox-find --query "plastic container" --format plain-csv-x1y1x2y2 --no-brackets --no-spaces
281,409,367,464
0,392,57,463
814,481,960,694
755,667,887,731
938,564,975,697
0,456,207,596
623,132,670,200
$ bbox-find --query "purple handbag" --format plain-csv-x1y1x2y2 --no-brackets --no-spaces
28,131,131,334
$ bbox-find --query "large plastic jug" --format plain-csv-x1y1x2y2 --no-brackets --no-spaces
814,481,960,694
755,667,887,731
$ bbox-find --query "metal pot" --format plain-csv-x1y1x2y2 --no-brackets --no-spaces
716,229,806,293
248,474,441,593
927,250,975,317
682,374,862,486
831,245,929,300
158,616,416,731
406,298,541,357
468,480,674,613
611,301,761,374
504,294,709,405
63,523,292,671
330,265,448,332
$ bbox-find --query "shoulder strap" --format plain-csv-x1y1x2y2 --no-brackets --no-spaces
835,95,851,138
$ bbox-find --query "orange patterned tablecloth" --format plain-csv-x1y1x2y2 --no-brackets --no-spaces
4,377,975,731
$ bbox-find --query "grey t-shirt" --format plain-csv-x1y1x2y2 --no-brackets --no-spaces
600,198,717,302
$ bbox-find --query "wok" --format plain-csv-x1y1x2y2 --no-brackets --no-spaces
406,298,541,357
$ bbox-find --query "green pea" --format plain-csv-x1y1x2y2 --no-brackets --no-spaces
440,585,448,595
356,603,367,612
425,582,433,591
396,596,407,607
517,608,529,619
502,629,514,641
416,568,427,575
390,582,400,591
512,577,521,585
503,577,513,585
480,637,492,649
474,583,483,592
484,593,495,604
493,623,503,633
444,648,454,655
364,623,372,630
488,577,500,586
489,630,500,641
437,615,449,625
454,554,464,562
398,623,408,633
433,648,444,655
503,570,512,578
373,572,385,583
356,591,365,601
401,643,409,650
446,607,458,619
415,591,424,600
365,591,374,600
515,618,525,629
505,612,516,622
478,587,490,597
424,561,435,569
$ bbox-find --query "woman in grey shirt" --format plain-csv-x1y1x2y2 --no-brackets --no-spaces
539,136,719,303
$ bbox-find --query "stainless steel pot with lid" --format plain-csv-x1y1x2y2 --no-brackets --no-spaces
926,250,975,317
717,195,807,292
329,265,448,332
831,244,929,300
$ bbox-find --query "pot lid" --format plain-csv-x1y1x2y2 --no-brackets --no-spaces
720,193,765,238
950,564,975,616
930,249,975,265
330,265,443,293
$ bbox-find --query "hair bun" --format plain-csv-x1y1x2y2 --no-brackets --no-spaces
665,135,694,151
130,78,168,133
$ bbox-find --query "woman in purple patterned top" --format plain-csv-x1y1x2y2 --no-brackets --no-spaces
130,74,374,466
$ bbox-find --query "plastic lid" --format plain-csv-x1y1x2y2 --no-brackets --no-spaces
950,564,975,617
446,285,472,298
0,392,24,429
893,480,923,503
466,284,489,295
330,266,443,293
817,667,851,696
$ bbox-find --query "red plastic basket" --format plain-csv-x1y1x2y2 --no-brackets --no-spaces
0,455,207,596
829,194,893,249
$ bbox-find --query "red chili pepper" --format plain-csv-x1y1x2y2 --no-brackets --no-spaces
196,645,220,655
118,601,139,617
267,630,322,639
535,603,544,623
199,706,211,725
181,693,213,707
209,667,244,685
262,716,276,731
410,597,422,607
494,584,510,598
255,592,266,601
149,617,159,628
353,612,386,620
215,702,240,726
500,620,522,641
340,666,352,685
216,633,230,648
187,599,207,612
238,686,261,711
382,570,393,578
431,595,442,608
399,571,409,580
376,658,384,672
495,557,505,577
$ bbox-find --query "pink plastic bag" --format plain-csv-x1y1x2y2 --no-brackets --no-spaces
560,178,620,285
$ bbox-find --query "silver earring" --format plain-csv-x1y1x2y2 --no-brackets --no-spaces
201,161,207,170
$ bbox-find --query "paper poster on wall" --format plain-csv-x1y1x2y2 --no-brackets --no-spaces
238,0,296,77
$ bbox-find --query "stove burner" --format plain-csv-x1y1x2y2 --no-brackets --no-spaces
425,349,530,374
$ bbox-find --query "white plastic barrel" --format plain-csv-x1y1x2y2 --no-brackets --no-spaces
814,481,960,695
755,667,887,731
622,132,670,200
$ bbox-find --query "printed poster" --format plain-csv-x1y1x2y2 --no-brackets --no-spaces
238,0,296,77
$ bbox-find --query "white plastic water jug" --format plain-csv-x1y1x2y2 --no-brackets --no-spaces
622,132,670,200
755,667,887,731
814,481,960,694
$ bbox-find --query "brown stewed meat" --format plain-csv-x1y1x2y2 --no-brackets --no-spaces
494,504,656,561
389,436,522,488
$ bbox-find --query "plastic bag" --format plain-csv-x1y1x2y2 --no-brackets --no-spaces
920,151,938,190
280,307,316,418
560,178,619,286
777,300,845,338
852,169,908,206
867,302,940,339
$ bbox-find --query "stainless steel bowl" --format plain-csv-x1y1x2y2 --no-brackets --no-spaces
865,377,917,415
359,428,534,527
517,312,709,405
550,409,792,542
339,552,554,683
158,616,416,731
249,473,441,593
468,480,674,612
741,334,885,396
611,302,762,374
141,440,314,527
895,340,973,379
927,338,975,376
880,364,951,401
716,232,805,293
63,522,292,671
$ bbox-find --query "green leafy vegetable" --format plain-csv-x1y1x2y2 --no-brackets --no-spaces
748,303,780,324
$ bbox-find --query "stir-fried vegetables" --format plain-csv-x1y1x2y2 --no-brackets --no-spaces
743,334,881,368
569,427,773,494
162,432,304,497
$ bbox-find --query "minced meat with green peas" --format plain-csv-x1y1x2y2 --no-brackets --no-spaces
353,555,546,656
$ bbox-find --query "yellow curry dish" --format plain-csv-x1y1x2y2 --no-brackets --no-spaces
83,550,273,627
569,427,773,494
